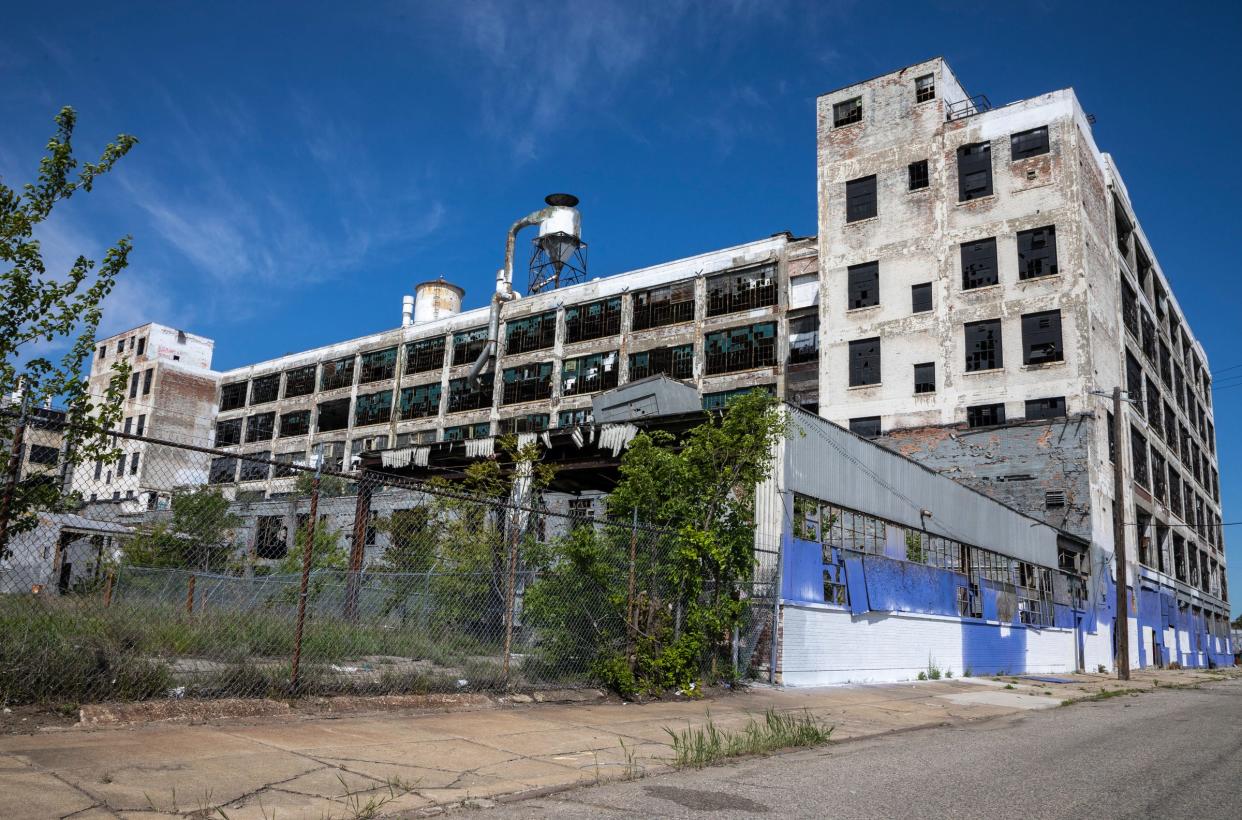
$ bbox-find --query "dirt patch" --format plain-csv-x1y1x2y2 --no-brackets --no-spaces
0,703,81,735
81,697,293,726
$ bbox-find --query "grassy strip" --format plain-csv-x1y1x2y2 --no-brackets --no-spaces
666,708,833,769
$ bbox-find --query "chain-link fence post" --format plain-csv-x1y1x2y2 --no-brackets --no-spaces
626,508,638,664
344,470,373,622
0,402,28,554
185,574,196,614
290,472,320,693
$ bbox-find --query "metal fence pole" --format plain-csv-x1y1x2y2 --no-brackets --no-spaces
0,404,28,554
344,471,373,621
103,569,115,608
290,474,320,693
626,508,638,665
185,574,196,614
501,506,519,681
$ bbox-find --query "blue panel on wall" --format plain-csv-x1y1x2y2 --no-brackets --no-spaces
861,554,964,617
782,537,825,603
981,582,999,622
845,556,868,614
1053,604,1075,629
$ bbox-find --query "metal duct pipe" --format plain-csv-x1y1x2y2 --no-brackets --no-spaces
401,295,414,328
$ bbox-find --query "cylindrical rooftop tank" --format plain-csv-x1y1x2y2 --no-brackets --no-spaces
539,193,581,240
413,278,465,324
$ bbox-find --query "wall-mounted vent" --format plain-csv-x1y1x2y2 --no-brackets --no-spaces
1045,489,1067,509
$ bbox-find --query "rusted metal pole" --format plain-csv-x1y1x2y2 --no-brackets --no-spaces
185,574,196,614
1112,386,1131,681
626,508,638,665
290,475,320,693
0,407,28,554
344,472,373,621
103,569,115,608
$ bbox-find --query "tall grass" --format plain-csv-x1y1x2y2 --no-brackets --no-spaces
665,709,833,768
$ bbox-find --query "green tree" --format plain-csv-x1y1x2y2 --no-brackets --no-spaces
0,107,137,539
123,488,240,570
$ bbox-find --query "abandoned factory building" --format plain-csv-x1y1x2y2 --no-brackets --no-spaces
73,57,1229,676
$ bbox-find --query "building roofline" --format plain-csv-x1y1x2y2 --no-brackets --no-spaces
815,56,944,99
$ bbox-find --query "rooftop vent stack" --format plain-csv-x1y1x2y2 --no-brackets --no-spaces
412,278,464,325
401,295,414,328
528,193,587,294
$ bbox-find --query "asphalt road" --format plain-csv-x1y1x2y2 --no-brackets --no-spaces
475,679,1242,819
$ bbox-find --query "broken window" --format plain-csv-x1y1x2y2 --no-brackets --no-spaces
452,327,489,365
1017,225,1058,280
359,347,397,383
961,237,998,289
908,159,929,191
399,383,441,420
562,351,619,396
501,362,553,404
406,336,446,373
246,412,275,442
497,413,550,434
1114,200,1134,258
447,374,494,413
1126,352,1144,419
788,315,819,365
558,408,593,427
273,451,302,478
849,416,881,439
250,374,280,405
914,73,935,103
27,444,58,466
845,175,877,222
239,452,270,482
702,384,774,410
911,282,933,313
142,368,153,395
317,398,351,432
215,418,242,446
957,141,992,201
354,390,393,427
506,311,556,355
1025,396,1066,420
98,344,107,360
313,440,345,472
914,362,935,394
320,356,355,391
1158,340,1172,388
630,344,695,381
209,456,237,485
1146,377,1162,433
964,319,1002,371
1121,276,1139,338
564,297,622,343
706,265,777,316
847,261,879,309
1152,450,1168,504
848,336,881,386
1164,402,1179,457
284,365,316,398
279,409,310,437
1131,427,1150,489
130,451,140,475
1021,310,1063,365
705,322,777,375
136,337,146,356
1010,126,1049,160
443,423,490,442
129,371,140,399
255,516,287,559
967,403,1006,428
632,280,695,330
220,382,247,411
136,414,145,436
833,96,862,127
1140,311,1156,361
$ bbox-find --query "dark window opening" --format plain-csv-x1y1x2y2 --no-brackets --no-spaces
359,347,397,383
452,327,489,365
915,74,935,103
250,374,280,405
246,412,275,442
136,337,146,356
833,96,862,127
317,398,351,432
957,141,993,201
961,237,998,289
705,322,777,374
1131,427,1149,489
399,383,441,420
215,418,242,446
284,365,316,398
558,408,593,427
702,385,775,411
220,382,247,411
965,319,1002,371
129,372,140,399
788,315,819,365
706,265,777,316
502,362,553,404
849,416,882,439
279,410,310,437
908,160,929,191
447,374,494,413
846,175,877,222
564,297,622,344
354,390,393,427
497,413,550,434
562,352,619,396
1121,276,1139,338
914,362,936,394
406,336,446,373
320,356,355,391
848,337,881,386
444,423,491,441
28,444,58,466
1022,310,1063,365
239,452,270,482
630,345,694,381
1017,225,1058,280
142,368,153,395
1010,126,1049,160
911,282,933,313
847,261,879,309
632,280,695,330
313,441,345,472
506,311,556,355
255,516,287,559
1025,396,1066,420
967,403,1006,428
209,456,237,485
1126,352,1144,419
130,451,139,475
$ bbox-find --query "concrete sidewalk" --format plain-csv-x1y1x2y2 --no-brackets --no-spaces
0,668,1232,819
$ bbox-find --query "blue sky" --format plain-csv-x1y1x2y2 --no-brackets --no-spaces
4,1,1241,614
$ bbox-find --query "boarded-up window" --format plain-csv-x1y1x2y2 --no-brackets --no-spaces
848,337,881,386
788,273,819,310
911,282,932,313
846,175,877,222
1010,126,1049,160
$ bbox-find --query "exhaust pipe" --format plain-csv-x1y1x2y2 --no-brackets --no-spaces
401,295,414,328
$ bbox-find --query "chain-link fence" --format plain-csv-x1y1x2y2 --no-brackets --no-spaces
0,410,778,705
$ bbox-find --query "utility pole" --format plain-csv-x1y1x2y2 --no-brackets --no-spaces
1111,386,1131,681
